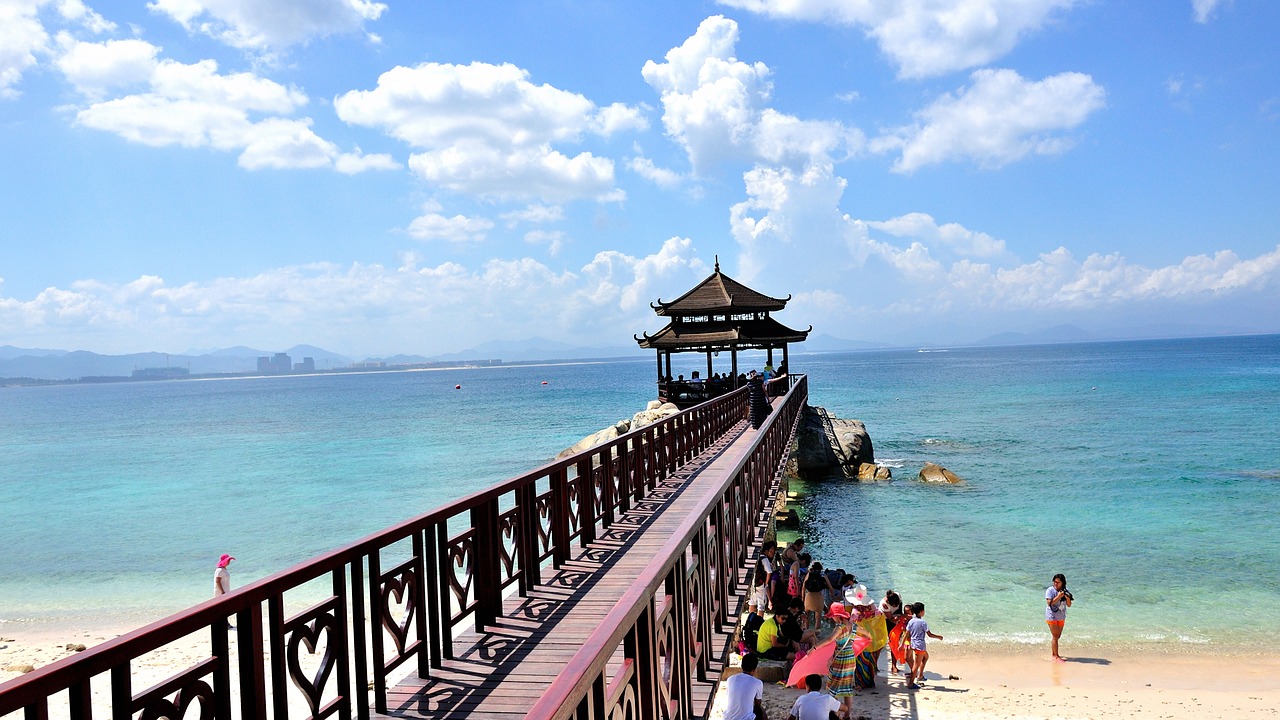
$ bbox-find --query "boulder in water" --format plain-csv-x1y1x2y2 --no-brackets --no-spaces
795,406,874,480
919,462,963,484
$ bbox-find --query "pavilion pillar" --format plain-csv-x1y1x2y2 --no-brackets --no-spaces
767,347,774,366
731,346,738,388
665,351,672,380
655,349,662,383
706,347,713,381
783,345,789,372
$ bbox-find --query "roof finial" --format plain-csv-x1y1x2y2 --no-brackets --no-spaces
714,255,720,273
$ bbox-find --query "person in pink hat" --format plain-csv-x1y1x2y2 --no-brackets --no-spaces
214,554,235,597
824,602,867,720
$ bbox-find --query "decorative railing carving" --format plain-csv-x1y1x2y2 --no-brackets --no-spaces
0,376,779,720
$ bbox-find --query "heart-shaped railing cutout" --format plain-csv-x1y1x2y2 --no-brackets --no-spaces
138,680,214,720
287,614,337,716
446,539,474,608
381,570,417,655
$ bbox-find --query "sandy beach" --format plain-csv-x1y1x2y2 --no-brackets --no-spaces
706,646,1280,720
6,624,1280,719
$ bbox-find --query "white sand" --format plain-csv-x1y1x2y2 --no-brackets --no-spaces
7,626,1280,719
707,646,1280,720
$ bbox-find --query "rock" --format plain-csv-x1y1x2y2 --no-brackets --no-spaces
794,406,874,480
753,659,789,683
65,643,87,652
775,508,798,525
874,465,892,481
645,399,662,411
630,404,679,430
613,419,631,434
857,463,878,480
919,462,963,484
556,425,620,458
5,664,36,674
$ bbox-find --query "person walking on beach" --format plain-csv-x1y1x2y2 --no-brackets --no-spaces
905,602,942,690
1046,573,1073,661
214,554,234,596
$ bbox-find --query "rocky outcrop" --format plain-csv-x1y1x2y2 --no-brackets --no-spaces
919,462,963,484
857,463,893,481
556,400,680,459
795,405,875,480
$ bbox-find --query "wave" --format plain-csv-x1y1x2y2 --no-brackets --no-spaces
877,457,907,469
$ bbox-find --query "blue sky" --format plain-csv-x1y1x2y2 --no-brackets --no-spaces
2,0,1278,355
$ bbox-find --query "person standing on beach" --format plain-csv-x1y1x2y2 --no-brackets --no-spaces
905,602,942,690
1046,573,1073,661
214,554,234,596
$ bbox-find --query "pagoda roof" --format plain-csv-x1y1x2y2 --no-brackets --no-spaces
635,317,811,350
652,263,789,316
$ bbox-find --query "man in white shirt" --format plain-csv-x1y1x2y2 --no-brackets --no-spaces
723,653,768,720
788,674,839,720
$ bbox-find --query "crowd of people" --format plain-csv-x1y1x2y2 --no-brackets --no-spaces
728,537,943,720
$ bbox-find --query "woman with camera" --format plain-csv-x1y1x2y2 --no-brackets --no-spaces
1045,573,1073,661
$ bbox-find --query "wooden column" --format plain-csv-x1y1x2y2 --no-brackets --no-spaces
705,347,713,381
731,345,738,388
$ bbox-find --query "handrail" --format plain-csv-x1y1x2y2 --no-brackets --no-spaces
0,383,754,719
528,374,808,719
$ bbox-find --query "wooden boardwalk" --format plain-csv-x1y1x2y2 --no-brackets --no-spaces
375,414,778,719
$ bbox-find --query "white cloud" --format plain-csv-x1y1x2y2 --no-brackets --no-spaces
1,0,113,99
406,212,495,243
335,61,643,202
524,229,566,256
1192,0,1225,23
500,204,564,227
641,16,862,174
147,0,386,53
0,243,712,355
628,155,683,188
872,68,1105,172
868,212,1008,259
334,147,399,174
717,0,1076,78
56,37,394,172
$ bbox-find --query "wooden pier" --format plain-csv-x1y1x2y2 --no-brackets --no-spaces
0,376,808,720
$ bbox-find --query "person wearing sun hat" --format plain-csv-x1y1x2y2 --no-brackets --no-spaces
214,554,235,596
824,602,866,719
840,585,885,691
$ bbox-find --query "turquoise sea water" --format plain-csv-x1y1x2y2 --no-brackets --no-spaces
2,337,1278,652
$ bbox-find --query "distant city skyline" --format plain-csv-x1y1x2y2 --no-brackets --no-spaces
2,1,1278,356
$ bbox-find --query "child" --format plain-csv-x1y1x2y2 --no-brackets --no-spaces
905,602,942,690
887,599,911,675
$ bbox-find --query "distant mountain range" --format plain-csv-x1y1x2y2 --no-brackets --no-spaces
4,326,1270,381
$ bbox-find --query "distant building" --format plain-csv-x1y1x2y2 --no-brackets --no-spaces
294,357,315,373
132,367,190,380
257,353,293,374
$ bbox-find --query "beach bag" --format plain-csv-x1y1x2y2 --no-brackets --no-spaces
741,613,763,651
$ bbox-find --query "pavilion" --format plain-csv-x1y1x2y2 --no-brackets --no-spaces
635,259,810,407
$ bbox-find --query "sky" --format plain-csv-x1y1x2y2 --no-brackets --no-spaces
1,0,1278,356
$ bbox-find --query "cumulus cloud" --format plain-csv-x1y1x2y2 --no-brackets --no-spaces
641,15,862,174
869,212,1008,259
1,0,113,99
406,212,495,243
628,155,683,188
717,0,1076,78
334,61,645,202
147,0,386,53
57,37,393,173
0,242,710,354
871,68,1105,172
524,229,566,256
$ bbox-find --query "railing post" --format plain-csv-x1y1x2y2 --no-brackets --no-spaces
331,567,354,720
349,558,372,720
368,550,388,713
517,481,541,588
424,526,445,666
551,468,571,566
235,602,267,720
576,457,596,546
599,449,615,528
109,665,130,720
471,497,503,630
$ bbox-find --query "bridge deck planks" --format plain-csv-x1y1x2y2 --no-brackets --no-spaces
373,414,778,720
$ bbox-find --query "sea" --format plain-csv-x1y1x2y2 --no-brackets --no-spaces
2,335,1278,654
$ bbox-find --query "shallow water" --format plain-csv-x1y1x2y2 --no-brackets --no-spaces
2,337,1278,651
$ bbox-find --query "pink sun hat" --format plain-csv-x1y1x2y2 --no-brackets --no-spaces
217,554,235,568
825,602,851,620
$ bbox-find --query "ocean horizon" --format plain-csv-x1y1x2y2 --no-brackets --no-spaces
3,335,1278,653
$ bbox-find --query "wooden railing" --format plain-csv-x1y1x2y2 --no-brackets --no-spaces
528,374,808,720
0,383,760,720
